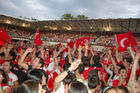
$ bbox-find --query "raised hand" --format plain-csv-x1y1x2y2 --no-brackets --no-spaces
25,48,34,54
7,44,13,50
69,62,79,72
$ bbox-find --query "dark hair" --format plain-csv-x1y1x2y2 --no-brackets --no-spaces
37,57,44,67
13,80,39,93
117,86,129,93
118,65,126,74
27,69,48,84
63,56,71,70
69,81,88,93
88,70,99,89
92,55,100,64
63,73,76,85
82,56,90,67
0,69,8,84
9,50,16,60
78,64,85,74
102,86,116,93
123,57,132,63
136,74,140,81
5,60,13,67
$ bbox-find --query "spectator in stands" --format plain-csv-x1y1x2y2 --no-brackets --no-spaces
2,60,19,90
75,64,85,84
88,70,100,93
27,69,49,92
136,75,140,84
18,48,44,71
116,86,129,93
102,86,117,93
127,53,140,93
69,81,88,93
54,62,79,93
117,66,128,87
13,80,45,93
0,69,12,93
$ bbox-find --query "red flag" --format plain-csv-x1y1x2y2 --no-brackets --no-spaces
33,28,43,46
115,33,130,52
66,38,74,48
0,28,9,45
127,31,137,47
115,31,137,52
76,37,91,47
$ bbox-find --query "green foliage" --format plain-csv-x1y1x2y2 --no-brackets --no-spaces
18,16,38,21
61,13,88,20
76,14,88,19
61,13,75,20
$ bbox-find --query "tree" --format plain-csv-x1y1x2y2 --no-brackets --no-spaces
76,14,88,19
61,13,88,20
61,13,75,20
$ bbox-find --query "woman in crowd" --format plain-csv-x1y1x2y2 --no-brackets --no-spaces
0,69,12,93
102,86,117,93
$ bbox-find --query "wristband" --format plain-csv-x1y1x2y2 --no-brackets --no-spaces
65,68,71,74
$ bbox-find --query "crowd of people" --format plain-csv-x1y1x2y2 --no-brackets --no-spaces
1,27,139,47
0,26,140,93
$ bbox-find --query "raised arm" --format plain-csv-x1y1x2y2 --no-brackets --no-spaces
128,52,140,82
39,45,45,59
71,43,76,56
108,49,117,67
54,62,79,91
90,46,95,56
84,40,88,56
18,48,33,70
115,45,122,63
77,45,82,60
54,45,65,59
127,46,135,61
4,44,13,60
67,47,72,64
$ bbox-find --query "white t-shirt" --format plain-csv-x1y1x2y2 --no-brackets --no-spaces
55,82,65,93
7,71,18,86
47,61,61,74
106,68,119,86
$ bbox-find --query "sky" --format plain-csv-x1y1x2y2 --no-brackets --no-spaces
0,0,140,20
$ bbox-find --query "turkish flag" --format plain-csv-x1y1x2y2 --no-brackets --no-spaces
76,37,90,47
127,31,137,47
0,28,9,45
33,28,43,46
66,39,74,48
115,33,130,52
116,31,137,52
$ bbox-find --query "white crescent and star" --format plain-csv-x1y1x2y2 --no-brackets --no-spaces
120,38,128,48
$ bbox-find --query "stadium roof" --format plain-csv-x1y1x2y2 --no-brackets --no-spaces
0,14,140,34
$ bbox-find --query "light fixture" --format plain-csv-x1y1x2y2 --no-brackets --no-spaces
22,23,30,27
44,26,57,30
22,23,25,27
5,20,11,24
63,26,72,30
50,27,57,30
105,27,110,31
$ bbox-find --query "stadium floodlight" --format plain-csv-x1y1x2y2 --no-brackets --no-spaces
5,20,11,24
63,26,72,30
